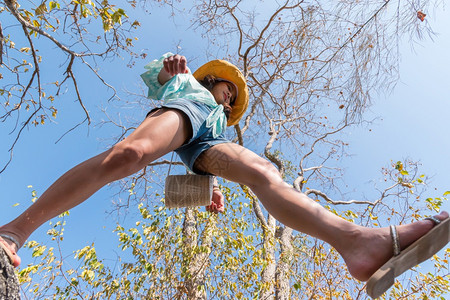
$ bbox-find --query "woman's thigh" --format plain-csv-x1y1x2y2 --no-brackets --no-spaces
116,108,192,163
193,143,281,187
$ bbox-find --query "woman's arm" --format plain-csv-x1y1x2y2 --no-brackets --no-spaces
157,54,190,85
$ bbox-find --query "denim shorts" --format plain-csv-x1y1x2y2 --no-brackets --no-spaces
149,98,230,174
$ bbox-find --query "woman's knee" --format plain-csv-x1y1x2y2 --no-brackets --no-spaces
100,142,149,179
245,159,283,188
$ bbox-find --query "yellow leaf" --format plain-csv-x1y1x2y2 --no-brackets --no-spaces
401,182,414,188
35,3,48,15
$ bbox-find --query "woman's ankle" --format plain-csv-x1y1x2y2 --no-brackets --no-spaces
0,228,24,252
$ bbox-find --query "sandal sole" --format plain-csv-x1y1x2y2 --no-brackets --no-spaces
366,217,450,298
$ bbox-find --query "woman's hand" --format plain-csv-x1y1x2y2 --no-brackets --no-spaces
158,54,190,85
164,54,189,75
206,188,225,214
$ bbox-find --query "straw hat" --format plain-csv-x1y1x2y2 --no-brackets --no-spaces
193,60,249,126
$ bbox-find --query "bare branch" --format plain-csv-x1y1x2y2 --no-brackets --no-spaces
147,160,184,167
0,21,3,65
308,0,391,83
241,184,268,230
306,181,401,206
4,0,106,58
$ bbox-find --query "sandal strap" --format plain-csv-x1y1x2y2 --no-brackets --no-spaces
425,216,441,226
0,234,20,250
390,225,401,256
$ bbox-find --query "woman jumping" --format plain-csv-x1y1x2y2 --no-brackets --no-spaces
0,53,448,298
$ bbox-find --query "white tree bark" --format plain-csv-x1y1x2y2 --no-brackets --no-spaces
0,249,20,300
182,207,214,299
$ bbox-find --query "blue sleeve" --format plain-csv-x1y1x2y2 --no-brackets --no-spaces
140,52,173,99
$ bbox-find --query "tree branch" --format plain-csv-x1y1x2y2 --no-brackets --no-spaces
306,181,401,206
4,0,105,58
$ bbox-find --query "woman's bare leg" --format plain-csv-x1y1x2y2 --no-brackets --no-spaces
194,143,448,281
1,108,192,252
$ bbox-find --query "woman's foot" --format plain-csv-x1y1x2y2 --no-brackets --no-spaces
341,211,449,281
0,235,21,268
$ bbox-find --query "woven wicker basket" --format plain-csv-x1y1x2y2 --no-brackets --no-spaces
164,174,213,208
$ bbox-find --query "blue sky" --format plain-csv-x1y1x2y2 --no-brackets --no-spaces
343,8,450,208
0,1,449,287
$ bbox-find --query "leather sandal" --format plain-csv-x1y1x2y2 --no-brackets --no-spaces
366,217,450,298
0,234,21,268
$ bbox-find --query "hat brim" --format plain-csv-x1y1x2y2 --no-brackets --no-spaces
193,60,248,126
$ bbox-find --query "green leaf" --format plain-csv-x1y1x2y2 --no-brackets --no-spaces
32,245,47,257
49,1,60,10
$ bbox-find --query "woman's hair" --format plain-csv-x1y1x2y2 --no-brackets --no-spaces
198,75,232,119
197,74,217,91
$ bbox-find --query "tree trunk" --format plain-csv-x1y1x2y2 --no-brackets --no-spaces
275,226,293,300
260,215,277,300
182,207,214,299
0,249,20,299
